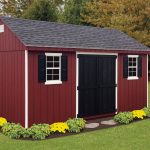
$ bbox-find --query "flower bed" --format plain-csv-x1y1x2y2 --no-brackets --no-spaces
114,107,150,124
0,118,86,140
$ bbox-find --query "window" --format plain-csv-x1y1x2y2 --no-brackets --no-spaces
0,25,4,33
123,55,142,79
45,53,62,84
128,55,138,79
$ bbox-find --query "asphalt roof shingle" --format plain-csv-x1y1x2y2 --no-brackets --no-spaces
0,16,149,51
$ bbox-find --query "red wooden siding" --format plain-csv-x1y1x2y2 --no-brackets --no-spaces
0,51,25,126
118,54,147,112
28,51,76,126
0,19,25,51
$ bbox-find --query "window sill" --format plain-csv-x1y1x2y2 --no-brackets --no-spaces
45,80,62,85
127,77,139,80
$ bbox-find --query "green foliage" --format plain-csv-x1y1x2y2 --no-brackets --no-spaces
66,118,86,133
22,0,58,21
1,123,25,139
61,0,91,25
28,124,50,140
81,0,150,47
114,112,134,124
0,0,32,17
143,107,150,117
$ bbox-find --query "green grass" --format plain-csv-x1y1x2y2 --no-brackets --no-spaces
0,83,150,150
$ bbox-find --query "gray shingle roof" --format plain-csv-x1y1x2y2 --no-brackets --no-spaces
0,16,149,51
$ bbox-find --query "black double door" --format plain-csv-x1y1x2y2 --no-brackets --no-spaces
78,55,116,117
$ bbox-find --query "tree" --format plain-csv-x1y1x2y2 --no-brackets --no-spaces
22,0,58,21
0,0,32,17
61,0,90,25
81,0,150,47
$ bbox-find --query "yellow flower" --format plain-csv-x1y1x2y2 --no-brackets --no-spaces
49,122,69,134
0,117,7,127
132,110,146,119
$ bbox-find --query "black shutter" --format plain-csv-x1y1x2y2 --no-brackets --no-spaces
123,55,128,78
61,55,68,81
38,54,46,82
138,56,142,77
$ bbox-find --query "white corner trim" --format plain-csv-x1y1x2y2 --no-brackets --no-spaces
115,56,118,114
76,55,79,117
147,55,149,107
25,50,28,128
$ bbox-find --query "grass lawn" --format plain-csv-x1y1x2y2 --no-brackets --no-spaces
0,83,150,150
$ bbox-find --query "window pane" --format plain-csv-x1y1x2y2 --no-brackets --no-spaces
53,75,59,80
129,62,132,66
133,58,136,62
54,62,59,67
47,56,53,61
47,75,52,80
53,69,59,74
133,68,136,71
129,58,132,62
133,72,136,76
47,69,52,74
47,62,53,67
132,62,136,66
54,56,59,61
129,72,132,76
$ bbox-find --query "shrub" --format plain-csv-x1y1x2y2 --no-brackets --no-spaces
114,112,134,124
132,110,146,119
66,118,86,133
29,124,50,140
50,122,69,133
2,123,25,139
0,117,7,127
143,107,150,117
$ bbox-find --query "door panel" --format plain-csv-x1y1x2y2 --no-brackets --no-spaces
78,55,116,117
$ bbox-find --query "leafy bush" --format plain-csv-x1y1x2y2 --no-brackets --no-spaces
114,112,134,124
50,122,69,133
28,124,50,140
66,118,86,133
132,110,146,119
0,117,7,127
143,107,150,117
2,123,25,139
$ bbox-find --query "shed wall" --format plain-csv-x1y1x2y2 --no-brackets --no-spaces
118,54,147,111
0,20,25,51
28,51,76,126
0,51,25,126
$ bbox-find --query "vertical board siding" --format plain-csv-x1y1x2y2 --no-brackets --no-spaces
0,20,25,51
28,52,76,126
0,51,25,126
118,54,147,112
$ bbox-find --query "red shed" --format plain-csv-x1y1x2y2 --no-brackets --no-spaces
0,16,149,128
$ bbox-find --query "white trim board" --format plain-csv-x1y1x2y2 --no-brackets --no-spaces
147,55,149,107
76,52,118,117
25,50,28,128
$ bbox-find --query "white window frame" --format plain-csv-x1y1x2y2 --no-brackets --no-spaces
127,55,139,80
45,53,62,85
